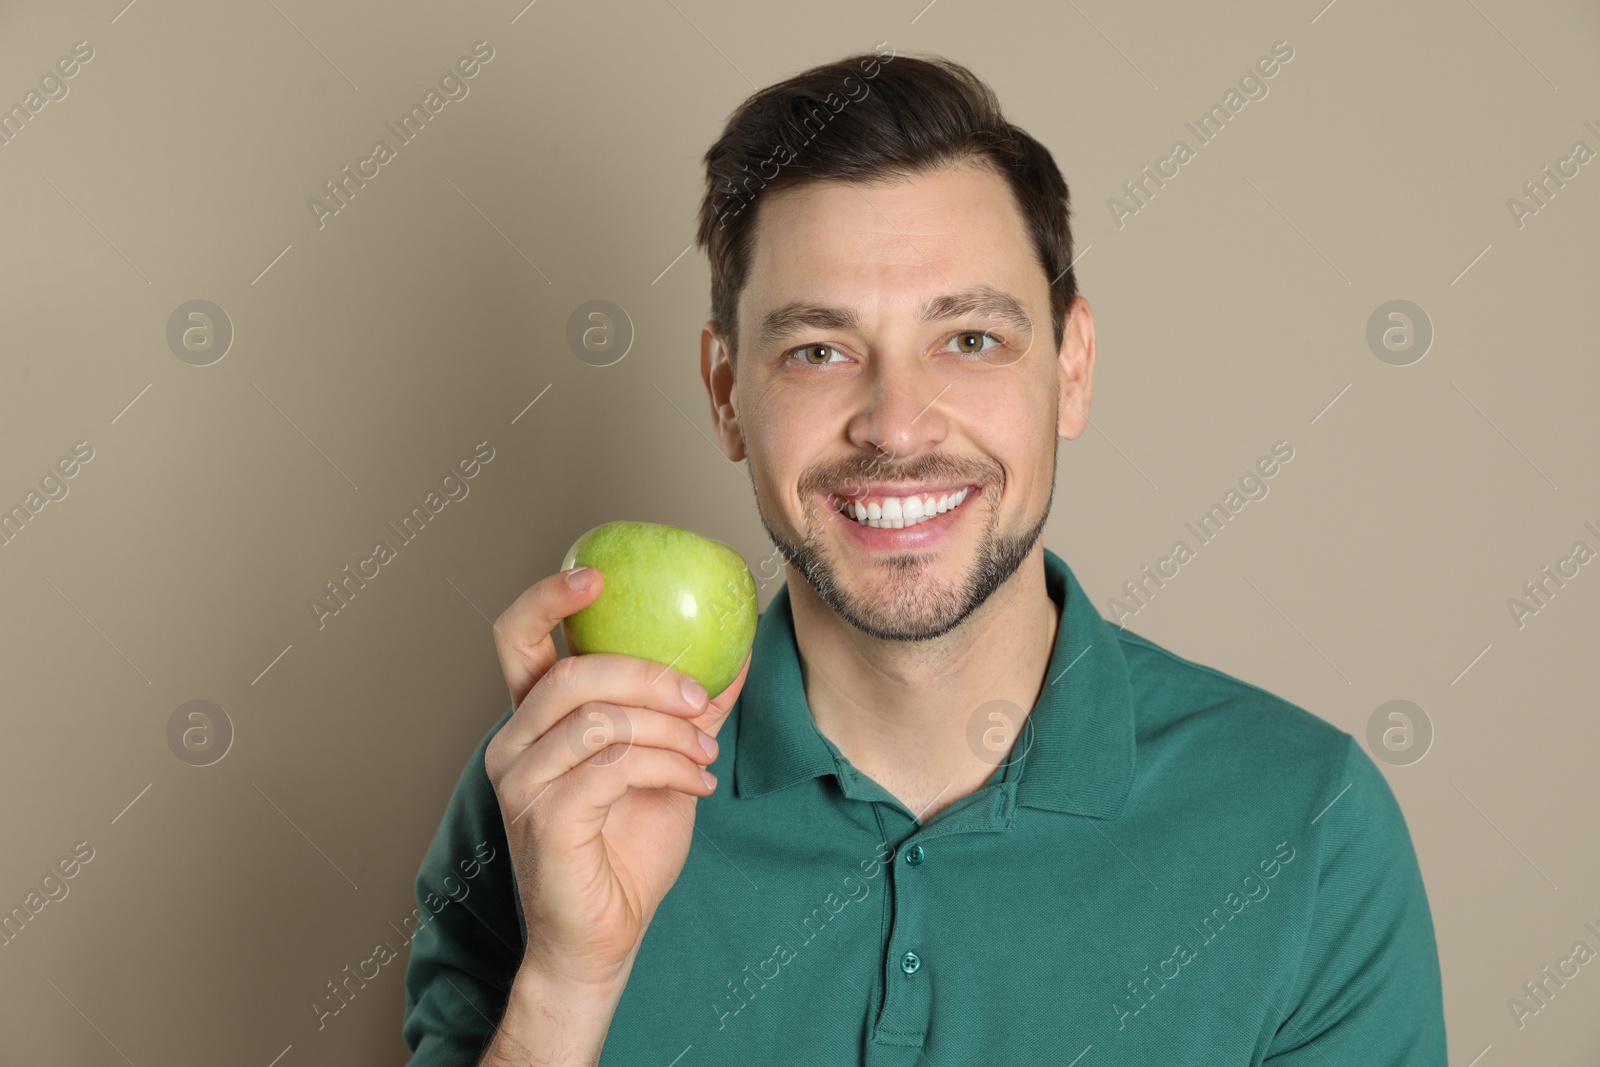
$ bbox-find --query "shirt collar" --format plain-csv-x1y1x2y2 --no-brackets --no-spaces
732,546,1135,819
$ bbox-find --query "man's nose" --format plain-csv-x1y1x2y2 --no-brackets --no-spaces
845,358,951,461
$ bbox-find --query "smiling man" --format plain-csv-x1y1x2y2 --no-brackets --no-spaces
402,50,1447,1066
715,156,1072,820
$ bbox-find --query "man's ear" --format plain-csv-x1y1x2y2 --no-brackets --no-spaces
701,321,746,461
1056,295,1095,441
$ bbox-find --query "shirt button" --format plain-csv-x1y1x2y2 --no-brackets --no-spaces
900,951,921,975
904,844,925,866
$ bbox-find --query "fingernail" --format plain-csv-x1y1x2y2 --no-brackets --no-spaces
701,769,717,790
681,678,707,710
697,729,717,758
566,566,597,591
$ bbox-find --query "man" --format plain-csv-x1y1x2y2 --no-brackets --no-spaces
402,47,1447,1066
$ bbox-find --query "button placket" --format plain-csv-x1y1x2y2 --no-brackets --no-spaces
872,832,932,1050
900,845,924,977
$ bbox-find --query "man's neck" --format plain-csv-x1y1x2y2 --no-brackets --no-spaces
786,545,1061,823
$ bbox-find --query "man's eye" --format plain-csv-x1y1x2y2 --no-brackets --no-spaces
792,344,846,365
946,331,1004,355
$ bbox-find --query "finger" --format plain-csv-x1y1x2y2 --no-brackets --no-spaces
492,651,714,759
501,701,717,804
689,648,752,741
493,567,604,708
504,746,716,833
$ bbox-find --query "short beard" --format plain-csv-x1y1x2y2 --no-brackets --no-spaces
755,453,1056,643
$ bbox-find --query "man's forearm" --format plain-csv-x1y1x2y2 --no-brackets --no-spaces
476,963,628,1067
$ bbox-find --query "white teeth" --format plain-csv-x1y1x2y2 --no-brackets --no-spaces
838,489,972,531
836,487,972,528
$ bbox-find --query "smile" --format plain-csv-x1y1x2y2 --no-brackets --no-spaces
828,485,976,529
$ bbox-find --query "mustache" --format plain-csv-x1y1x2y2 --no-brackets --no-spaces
799,451,1001,500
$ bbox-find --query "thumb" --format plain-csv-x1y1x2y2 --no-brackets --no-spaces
693,648,752,740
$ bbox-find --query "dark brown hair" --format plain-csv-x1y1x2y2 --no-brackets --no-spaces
693,47,1077,365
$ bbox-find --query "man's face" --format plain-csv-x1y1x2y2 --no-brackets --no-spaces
705,160,1092,642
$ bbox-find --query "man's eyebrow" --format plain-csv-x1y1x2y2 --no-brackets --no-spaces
757,303,861,347
920,286,1034,335
755,285,1033,347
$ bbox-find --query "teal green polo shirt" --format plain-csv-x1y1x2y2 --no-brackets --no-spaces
402,547,1446,1065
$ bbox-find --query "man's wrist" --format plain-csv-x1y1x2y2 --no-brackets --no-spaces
477,959,630,1067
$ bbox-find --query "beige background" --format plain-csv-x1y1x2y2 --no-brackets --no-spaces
1,0,1596,1062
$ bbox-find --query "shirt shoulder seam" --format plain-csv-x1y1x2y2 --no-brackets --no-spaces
1112,625,1317,713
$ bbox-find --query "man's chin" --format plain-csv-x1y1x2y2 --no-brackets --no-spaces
830,595,975,643
759,486,1050,643
820,563,973,642
779,533,990,641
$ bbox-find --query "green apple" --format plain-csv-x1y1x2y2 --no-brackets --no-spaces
560,521,759,699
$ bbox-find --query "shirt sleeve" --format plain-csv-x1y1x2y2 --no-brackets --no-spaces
1261,736,1447,1066
402,704,525,1067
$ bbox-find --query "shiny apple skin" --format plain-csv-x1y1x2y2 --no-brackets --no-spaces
560,521,758,699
